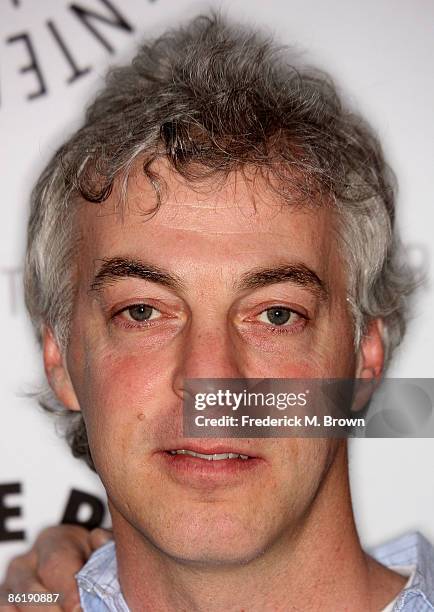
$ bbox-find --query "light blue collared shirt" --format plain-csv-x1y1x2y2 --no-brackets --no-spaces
76,532,434,611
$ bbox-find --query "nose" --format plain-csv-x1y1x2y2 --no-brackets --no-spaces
172,320,245,400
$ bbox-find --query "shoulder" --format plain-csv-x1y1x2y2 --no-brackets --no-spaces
369,532,434,611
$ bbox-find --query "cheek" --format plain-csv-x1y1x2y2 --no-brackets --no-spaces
69,338,175,441
248,354,314,378
240,306,357,378
262,438,340,526
244,338,354,379
76,350,177,477
302,307,357,377
321,316,357,376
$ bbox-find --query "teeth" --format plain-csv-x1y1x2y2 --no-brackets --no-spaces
169,450,249,460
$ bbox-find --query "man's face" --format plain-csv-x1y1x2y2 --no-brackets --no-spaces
48,162,366,563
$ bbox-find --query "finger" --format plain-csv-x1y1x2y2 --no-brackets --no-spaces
34,527,91,612
2,561,62,612
3,552,39,594
89,528,113,550
0,582,15,610
0,586,19,611
5,601,61,612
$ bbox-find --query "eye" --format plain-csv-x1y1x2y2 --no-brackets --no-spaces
257,307,300,326
120,304,162,322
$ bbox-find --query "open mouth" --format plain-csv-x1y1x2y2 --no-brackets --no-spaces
159,446,261,483
167,450,250,460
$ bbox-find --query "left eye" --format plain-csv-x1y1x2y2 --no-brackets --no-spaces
257,307,299,326
120,304,161,322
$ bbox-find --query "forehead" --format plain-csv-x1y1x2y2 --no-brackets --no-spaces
75,160,341,284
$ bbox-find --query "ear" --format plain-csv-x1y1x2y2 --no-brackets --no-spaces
352,318,384,412
356,318,385,379
42,326,81,412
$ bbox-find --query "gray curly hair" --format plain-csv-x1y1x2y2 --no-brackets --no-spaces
24,13,415,470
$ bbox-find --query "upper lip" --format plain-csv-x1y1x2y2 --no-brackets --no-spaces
160,443,257,458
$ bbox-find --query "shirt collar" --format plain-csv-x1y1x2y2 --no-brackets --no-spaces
370,531,434,609
76,540,128,610
77,531,434,610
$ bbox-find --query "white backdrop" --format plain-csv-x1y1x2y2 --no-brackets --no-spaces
1,0,433,576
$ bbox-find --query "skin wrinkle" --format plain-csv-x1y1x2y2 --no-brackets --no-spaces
89,258,327,304
90,258,186,294
237,264,327,298
43,163,406,610
20,14,414,608
25,15,415,446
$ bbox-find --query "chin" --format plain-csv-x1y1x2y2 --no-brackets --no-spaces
153,511,277,567
159,537,268,567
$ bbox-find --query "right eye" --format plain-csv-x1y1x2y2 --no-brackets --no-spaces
118,304,162,323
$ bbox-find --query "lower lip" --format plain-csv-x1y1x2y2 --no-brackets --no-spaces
157,451,264,486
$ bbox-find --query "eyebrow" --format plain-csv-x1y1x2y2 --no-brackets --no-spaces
90,258,327,300
90,257,185,293
237,264,328,299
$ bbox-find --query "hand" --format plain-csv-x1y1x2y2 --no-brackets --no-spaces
0,525,112,612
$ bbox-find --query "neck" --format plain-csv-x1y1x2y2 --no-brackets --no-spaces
111,444,405,611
